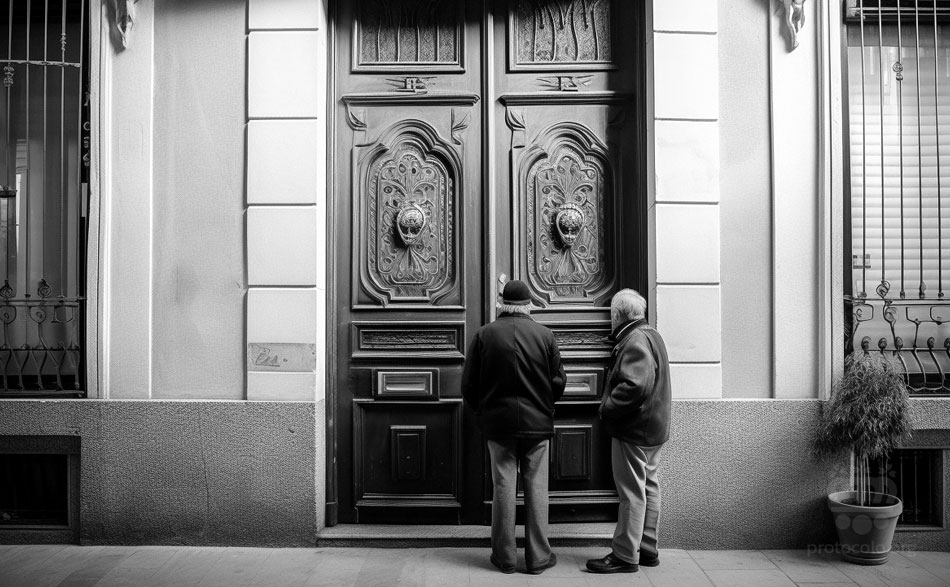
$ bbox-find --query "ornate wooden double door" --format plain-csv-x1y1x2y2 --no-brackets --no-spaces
330,0,644,525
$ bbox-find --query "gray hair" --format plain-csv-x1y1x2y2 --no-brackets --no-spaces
611,289,647,321
497,303,531,315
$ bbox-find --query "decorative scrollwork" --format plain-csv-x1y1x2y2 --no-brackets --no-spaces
505,108,528,148
851,299,950,394
359,121,460,305
450,108,470,145
876,280,891,299
0,306,16,325
37,279,52,298
505,108,527,132
346,106,368,131
29,306,48,324
519,123,614,305
375,147,443,287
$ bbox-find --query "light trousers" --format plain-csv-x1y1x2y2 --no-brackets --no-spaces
487,438,552,569
611,439,663,564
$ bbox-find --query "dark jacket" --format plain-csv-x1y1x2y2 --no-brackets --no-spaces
462,313,566,439
599,319,672,446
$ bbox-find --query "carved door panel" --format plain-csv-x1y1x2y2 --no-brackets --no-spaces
332,0,484,524
491,0,644,522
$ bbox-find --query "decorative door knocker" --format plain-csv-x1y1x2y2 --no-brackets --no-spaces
555,203,584,248
396,202,427,246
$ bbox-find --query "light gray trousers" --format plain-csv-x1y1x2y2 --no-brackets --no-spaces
611,439,663,564
487,438,552,569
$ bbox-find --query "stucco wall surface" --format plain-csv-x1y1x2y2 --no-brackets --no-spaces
663,400,848,548
718,0,773,399
0,400,316,546
151,0,248,400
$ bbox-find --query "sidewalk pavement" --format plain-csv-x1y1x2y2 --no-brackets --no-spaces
0,544,947,587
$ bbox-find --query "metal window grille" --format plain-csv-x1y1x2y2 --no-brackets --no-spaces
0,1,87,397
868,449,943,526
845,1,950,395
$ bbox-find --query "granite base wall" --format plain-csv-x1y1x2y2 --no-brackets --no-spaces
1,398,947,549
0,400,317,546
662,400,849,549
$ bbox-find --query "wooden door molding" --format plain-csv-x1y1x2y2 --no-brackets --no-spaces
511,120,621,307
353,119,464,307
328,0,646,526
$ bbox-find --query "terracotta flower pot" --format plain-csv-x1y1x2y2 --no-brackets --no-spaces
827,491,903,565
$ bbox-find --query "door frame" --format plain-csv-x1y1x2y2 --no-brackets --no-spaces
324,0,650,527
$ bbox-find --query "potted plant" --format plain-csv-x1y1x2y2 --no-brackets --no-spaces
814,347,911,565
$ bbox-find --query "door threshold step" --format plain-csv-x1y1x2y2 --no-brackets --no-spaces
316,523,614,548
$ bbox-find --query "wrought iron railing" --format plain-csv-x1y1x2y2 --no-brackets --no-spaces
0,1,87,397
845,0,950,23
845,1,950,395
0,281,83,396
849,296,950,394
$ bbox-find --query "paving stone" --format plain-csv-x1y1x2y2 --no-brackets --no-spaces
705,569,798,587
138,547,227,587
304,548,365,587
762,549,854,583
240,547,322,587
0,546,945,586
7,545,107,587
52,551,127,587
195,547,275,586
0,544,70,587
828,552,948,587
641,549,714,587
0,545,26,565
897,551,950,580
689,549,779,571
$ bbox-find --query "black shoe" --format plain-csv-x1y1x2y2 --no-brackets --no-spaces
586,552,639,574
639,552,660,567
490,553,515,574
527,553,557,575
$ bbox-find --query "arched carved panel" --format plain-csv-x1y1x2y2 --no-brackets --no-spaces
519,123,616,305
357,122,461,306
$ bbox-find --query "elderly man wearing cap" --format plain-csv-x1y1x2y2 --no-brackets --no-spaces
462,279,566,575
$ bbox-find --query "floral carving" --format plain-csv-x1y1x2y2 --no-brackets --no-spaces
521,125,615,304
361,125,459,305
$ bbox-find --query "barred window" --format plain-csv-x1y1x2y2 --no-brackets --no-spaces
868,449,943,526
0,0,88,397
846,1,950,394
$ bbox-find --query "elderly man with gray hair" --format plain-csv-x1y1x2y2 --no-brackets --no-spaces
587,288,672,574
